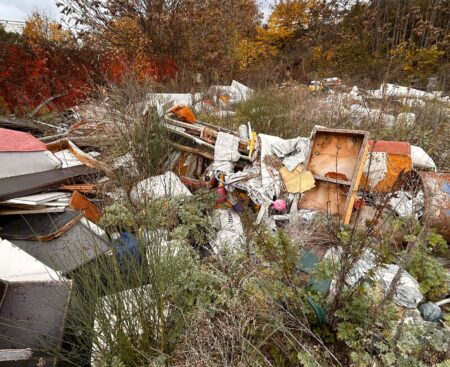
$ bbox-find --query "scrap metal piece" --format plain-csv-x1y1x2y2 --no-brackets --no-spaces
0,281,72,351
0,165,96,201
0,211,83,241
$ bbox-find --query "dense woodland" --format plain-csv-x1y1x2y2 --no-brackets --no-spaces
1,0,449,114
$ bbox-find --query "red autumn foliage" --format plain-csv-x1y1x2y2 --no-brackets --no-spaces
101,53,177,84
0,43,177,115
0,43,94,114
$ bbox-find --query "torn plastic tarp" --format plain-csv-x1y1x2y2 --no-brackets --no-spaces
350,104,396,127
378,264,423,308
211,209,245,253
130,171,192,205
209,80,253,105
381,83,439,101
226,166,270,205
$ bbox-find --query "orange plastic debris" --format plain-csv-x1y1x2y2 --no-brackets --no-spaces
219,95,230,104
171,106,196,124
69,191,102,224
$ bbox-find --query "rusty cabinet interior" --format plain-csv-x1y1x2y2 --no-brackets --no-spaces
299,127,368,223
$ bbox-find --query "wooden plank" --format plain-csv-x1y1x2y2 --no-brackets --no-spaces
313,175,351,186
0,207,66,215
0,192,70,206
46,139,115,179
0,349,33,361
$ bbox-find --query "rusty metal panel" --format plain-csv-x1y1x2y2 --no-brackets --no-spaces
0,281,71,351
418,171,450,241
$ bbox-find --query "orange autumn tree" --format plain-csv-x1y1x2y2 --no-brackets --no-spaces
24,12,77,49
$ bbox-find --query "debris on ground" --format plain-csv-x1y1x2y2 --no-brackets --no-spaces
0,79,449,364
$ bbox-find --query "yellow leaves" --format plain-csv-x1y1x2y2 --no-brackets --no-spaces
236,1,314,70
390,41,445,78
236,38,277,70
261,0,312,44
103,16,149,57
24,12,76,48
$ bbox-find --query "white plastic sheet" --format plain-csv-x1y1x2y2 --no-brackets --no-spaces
411,145,437,171
130,171,192,205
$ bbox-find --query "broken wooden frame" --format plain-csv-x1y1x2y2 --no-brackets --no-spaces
299,127,369,224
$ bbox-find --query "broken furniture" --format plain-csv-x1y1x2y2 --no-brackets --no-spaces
299,127,368,223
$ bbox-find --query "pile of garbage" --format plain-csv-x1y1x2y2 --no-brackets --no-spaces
308,77,450,128
0,80,448,364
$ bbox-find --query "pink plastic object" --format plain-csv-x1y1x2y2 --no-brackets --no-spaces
272,199,287,212
216,187,228,203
